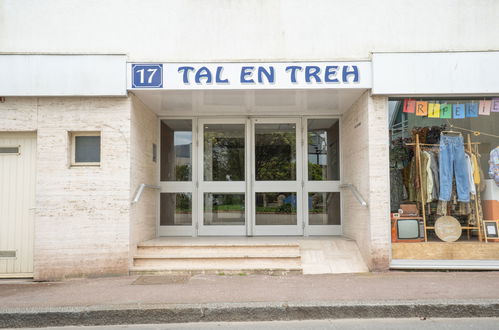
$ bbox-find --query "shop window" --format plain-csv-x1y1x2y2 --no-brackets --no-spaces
389,98,499,260
71,132,101,166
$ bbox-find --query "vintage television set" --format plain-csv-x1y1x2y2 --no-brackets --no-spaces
391,213,425,242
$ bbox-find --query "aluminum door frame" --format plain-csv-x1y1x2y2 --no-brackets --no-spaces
251,117,304,236
197,118,250,236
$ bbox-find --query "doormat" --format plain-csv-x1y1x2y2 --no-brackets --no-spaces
132,275,190,285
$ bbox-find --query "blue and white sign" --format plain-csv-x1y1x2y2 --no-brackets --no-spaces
131,64,163,88
127,62,371,90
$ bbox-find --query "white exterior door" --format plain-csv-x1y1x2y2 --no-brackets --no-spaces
197,118,250,236
0,132,36,277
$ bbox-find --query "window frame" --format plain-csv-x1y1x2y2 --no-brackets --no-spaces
70,131,101,167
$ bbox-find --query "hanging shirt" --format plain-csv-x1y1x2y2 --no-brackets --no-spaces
489,147,499,186
422,151,433,203
419,152,429,203
465,153,476,195
471,153,480,185
408,157,417,202
428,151,440,200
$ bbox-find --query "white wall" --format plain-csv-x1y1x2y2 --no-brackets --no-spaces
0,97,132,280
341,91,390,270
130,94,159,261
372,52,499,95
1,0,498,61
0,55,126,96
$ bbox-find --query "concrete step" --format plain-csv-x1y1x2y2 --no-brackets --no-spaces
130,263,302,276
133,256,302,269
129,268,302,276
136,245,300,257
137,240,301,247
132,239,303,275
135,252,301,259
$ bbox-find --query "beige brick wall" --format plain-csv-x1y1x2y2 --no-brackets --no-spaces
341,91,391,270
0,97,132,280
130,94,159,260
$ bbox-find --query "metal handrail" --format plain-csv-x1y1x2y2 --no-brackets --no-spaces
339,183,368,207
132,183,160,203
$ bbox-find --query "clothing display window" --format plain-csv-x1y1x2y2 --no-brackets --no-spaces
389,98,499,261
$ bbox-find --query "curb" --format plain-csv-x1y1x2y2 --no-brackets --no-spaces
1,300,499,328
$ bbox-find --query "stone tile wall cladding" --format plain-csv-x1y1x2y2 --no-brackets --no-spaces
0,93,391,278
341,91,391,271
130,95,159,262
0,96,158,280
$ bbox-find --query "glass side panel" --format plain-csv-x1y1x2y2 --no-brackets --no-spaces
160,193,192,226
75,136,100,163
308,192,341,225
203,193,245,226
307,119,339,181
203,124,245,181
161,120,192,181
255,192,297,225
255,123,296,181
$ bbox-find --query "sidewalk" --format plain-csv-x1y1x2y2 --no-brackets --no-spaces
1,271,499,328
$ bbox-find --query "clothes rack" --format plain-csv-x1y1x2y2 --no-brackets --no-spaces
406,134,484,242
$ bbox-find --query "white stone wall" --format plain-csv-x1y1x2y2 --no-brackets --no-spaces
341,91,390,270
0,97,132,280
366,94,391,269
1,0,497,61
130,94,159,260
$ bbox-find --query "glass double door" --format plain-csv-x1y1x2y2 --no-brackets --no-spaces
159,117,341,236
198,118,302,236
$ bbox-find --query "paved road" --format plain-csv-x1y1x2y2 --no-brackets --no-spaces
11,318,499,330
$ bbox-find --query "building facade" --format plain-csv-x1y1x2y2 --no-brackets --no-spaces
1,0,498,280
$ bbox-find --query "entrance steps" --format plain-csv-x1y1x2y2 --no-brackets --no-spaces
130,239,302,275
130,237,369,275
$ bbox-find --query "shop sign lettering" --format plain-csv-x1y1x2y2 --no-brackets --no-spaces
128,62,371,90
401,98,499,118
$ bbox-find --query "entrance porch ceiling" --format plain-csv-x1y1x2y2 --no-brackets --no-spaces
131,89,366,116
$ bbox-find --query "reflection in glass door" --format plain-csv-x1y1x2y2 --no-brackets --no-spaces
158,116,341,237
304,118,341,235
197,119,249,236
252,118,303,236
159,119,196,236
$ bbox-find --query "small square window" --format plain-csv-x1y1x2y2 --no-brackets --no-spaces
71,132,101,166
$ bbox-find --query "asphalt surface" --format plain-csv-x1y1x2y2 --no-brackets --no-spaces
7,318,499,330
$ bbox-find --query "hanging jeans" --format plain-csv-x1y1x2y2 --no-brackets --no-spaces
439,135,470,202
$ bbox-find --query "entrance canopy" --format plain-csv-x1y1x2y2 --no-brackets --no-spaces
128,61,371,116
131,89,367,116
